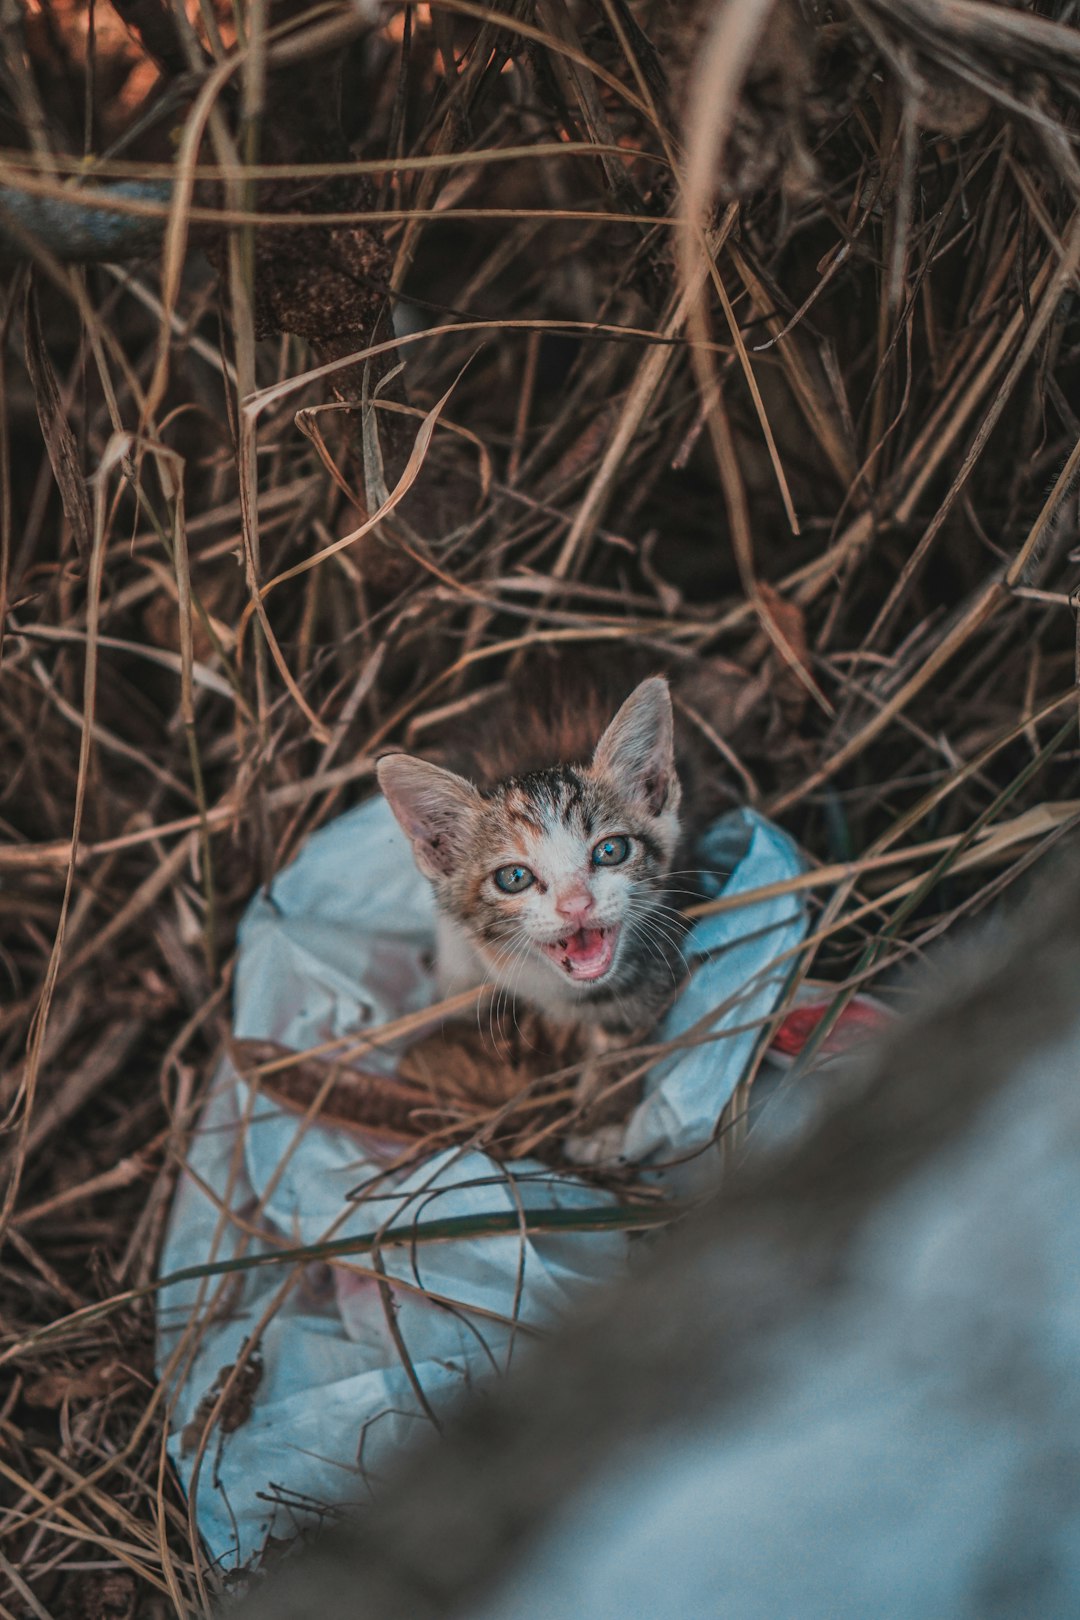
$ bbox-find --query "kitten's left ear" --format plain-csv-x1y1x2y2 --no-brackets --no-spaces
591,677,679,815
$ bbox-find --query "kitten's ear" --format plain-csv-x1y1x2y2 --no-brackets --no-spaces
591,677,678,815
377,754,481,879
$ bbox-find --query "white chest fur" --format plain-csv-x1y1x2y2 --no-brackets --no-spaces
435,911,590,1021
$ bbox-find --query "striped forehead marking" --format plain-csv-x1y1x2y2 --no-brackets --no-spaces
502,786,546,836
499,768,596,836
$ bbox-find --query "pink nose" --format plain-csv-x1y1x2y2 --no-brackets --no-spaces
555,887,593,920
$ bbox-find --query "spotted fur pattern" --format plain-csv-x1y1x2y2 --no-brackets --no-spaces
377,679,691,1037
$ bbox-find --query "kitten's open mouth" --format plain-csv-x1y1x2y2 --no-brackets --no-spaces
540,925,619,983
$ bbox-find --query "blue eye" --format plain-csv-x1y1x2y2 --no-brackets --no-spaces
494,864,535,894
592,835,630,867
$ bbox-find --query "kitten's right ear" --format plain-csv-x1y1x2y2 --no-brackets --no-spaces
377,754,481,879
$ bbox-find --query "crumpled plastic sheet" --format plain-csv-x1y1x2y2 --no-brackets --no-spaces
157,797,808,1570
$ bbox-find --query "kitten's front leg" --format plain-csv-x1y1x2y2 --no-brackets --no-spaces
574,1022,639,1114
567,975,683,1156
563,1024,642,1168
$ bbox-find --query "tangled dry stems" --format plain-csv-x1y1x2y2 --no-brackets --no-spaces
3,0,1080,1612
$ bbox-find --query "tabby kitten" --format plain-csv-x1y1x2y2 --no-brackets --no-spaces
376,678,690,1040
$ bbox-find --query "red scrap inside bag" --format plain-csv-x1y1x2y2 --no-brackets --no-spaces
770,996,892,1060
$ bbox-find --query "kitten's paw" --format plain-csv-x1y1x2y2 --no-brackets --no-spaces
563,1124,627,1167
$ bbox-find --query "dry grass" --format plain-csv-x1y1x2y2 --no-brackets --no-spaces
3,0,1080,1612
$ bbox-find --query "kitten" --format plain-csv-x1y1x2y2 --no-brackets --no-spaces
376,678,693,1043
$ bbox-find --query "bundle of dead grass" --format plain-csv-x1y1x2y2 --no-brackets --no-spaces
3,0,1080,1611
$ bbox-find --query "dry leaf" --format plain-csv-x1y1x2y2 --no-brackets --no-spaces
25,1358,130,1408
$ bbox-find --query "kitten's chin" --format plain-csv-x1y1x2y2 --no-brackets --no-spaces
539,924,620,984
